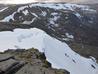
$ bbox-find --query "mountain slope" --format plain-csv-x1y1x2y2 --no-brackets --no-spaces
0,3,98,59
0,28,97,74
0,3,98,74
0,3,98,46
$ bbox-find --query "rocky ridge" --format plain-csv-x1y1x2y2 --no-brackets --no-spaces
0,48,69,74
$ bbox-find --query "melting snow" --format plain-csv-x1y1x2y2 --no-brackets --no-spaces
1,3,96,22
22,10,29,15
0,7,8,12
30,3,96,12
66,33,74,39
51,12,58,16
41,11,47,16
22,17,36,24
0,28,97,74
49,13,60,27
17,6,28,12
31,13,38,17
2,12,16,22
74,12,82,19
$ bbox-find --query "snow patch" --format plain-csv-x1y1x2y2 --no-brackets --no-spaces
2,12,16,22
31,13,38,17
66,33,74,39
49,13,60,27
18,6,28,12
74,12,82,19
22,10,29,15
41,11,47,16
0,7,8,12
22,17,36,24
51,12,58,16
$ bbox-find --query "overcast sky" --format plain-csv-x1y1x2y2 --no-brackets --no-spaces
0,0,97,4
0,0,79,4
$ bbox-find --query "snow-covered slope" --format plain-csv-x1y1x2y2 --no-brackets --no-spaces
1,3,96,22
0,28,97,74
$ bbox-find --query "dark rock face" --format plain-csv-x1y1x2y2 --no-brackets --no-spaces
0,49,69,74
0,54,26,74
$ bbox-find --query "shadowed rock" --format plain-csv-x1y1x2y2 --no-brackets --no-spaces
0,54,26,74
0,49,70,74
0,54,14,62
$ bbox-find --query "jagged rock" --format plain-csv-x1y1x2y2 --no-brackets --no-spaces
0,53,26,74
15,63,69,74
0,59,18,72
0,54,14,62
5,61,26,74
0,49,69,74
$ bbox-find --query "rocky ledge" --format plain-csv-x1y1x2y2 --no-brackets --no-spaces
0,48,69,74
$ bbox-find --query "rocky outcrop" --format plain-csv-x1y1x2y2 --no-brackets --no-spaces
0,49,69,74
0,54,26,74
